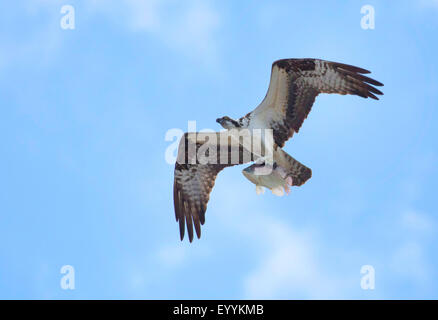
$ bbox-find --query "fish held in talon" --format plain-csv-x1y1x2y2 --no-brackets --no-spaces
242,162,296,196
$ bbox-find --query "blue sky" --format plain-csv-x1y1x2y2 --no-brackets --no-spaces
1,0,437,299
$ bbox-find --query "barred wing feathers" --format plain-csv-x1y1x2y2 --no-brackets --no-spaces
245,58,384,147
173,132,255,242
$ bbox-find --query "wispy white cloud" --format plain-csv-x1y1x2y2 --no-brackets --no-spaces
1,0,221,70
123,240,212,294
419,0,438,8
211,176,353,299
400,210,435,235
86,0,161,32
86,0,221,64
390,241,431,284
211,160,438,299
156,242,211,268
0,2,64,70
242,221,344,299
387,210,436,289
157,244,188,267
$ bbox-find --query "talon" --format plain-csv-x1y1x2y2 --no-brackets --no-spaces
271,186,284,197
256,185,265,195
286,176,293,186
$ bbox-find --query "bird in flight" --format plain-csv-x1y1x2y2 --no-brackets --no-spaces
173,58,383,242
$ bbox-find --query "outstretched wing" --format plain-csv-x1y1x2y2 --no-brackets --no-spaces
245,58,384,147
173,132,255,242
174,162,225,243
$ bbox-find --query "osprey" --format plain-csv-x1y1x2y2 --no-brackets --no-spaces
173,58,383,242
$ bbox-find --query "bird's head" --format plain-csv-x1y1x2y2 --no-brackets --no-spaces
216,116,240,129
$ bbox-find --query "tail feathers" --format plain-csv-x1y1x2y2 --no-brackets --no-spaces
275,148,312,186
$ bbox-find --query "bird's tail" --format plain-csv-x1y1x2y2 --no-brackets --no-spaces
274,147,312,186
